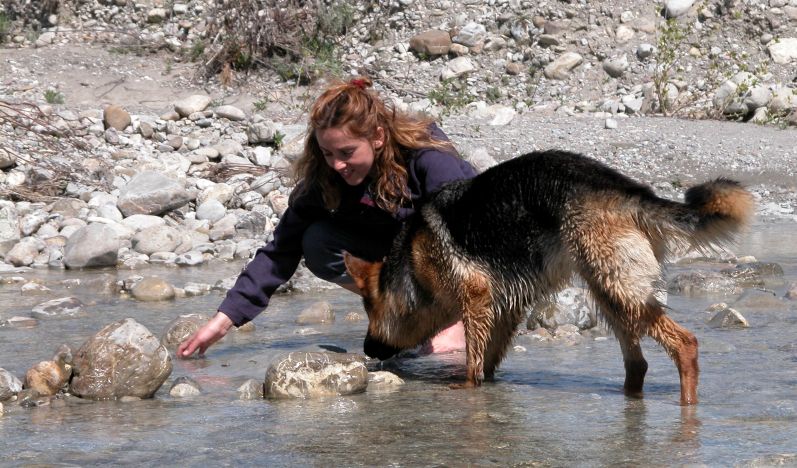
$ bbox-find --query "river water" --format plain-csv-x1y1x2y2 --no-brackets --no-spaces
1,221,795,467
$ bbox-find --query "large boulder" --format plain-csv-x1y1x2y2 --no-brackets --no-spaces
264,352,368,399
63,224,120,268
117,172,192,217
70,318,172,400
131,225,183,254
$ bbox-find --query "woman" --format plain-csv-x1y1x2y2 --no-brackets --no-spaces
178,77,476,359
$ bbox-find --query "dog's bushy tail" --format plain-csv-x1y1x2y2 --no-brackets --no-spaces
644,178,755,256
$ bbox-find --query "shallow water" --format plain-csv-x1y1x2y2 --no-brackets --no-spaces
1,221,796,467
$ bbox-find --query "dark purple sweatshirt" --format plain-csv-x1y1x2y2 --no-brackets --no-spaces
219,130,477,326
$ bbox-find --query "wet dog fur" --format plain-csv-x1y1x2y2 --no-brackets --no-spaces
345,150,754,405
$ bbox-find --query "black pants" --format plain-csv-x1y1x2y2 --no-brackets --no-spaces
301,220,395,286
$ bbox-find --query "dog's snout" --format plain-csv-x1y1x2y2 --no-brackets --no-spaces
363,332,401,360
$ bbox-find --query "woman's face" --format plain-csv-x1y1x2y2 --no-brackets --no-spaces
316,126,384,186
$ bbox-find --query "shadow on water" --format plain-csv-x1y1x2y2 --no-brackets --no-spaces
1,221,796,465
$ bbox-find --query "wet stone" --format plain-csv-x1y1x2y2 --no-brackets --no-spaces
169,376,201,397
17,388,44,408
732,289,785,310
667,270,743,296
264,352,368,399
367,371,404,393
786,282,797,300
160,313,209,350
721,262,785,287
237,379,264,400
0,368,23,401
707,306,749,329
527,287,597,330
131,276,176,302
70,318,172,400
3,316,38,328
295,301,335,325
31,296,85,319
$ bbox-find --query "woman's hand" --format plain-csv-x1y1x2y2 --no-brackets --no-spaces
177,312,234,358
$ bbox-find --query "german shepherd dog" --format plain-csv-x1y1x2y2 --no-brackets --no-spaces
344,150,754,405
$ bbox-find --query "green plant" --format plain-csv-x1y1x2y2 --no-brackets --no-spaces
428,79,472,117
253,98,269,111
0,13,10,43
189,40,205,62
652,18,690,115
44,90,64,105
272,130,285,149
486,86,502,103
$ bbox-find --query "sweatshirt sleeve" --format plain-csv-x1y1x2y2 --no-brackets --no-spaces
217,205,309,326
413,147,478,197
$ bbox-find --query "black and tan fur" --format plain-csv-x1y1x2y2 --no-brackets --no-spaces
345,150,754,405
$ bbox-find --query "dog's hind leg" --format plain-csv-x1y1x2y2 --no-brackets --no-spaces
645,309,699,406
482,309,524,381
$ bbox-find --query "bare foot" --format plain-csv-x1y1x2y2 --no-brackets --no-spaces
419,321,466,355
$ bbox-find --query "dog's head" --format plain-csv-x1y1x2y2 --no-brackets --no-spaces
344,252,403,359
343,252,384,321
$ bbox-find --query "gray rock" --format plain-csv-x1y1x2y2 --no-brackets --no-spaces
214,105,246,121
527,287,597,331
409,29,451,56
452,22,486,48
5,237,43,267
768,37,797,65
131,276,176,302
732,289,785,310
213,140,245,158
169,376,201,397
667,270,743,296
174,95,212,118
121,214,166,232
117,171,192,217
441,57,476,80
721,262,784,287
786,282,797,301
63,224,120,269
367,371,405,393
196,199,227,222
160,313,209,350
0,204,21,257
131,225,182,255
31,296,85,319
0,368,23,401
70,318,172,400
50,198,88,218
603,55,629,78
296,301,335,325
707,306,749,328
665,0,695,18
175,251,204,266
238,379,264,400
264,352,368,399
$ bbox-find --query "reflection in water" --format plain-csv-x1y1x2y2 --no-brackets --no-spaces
0,222,795,465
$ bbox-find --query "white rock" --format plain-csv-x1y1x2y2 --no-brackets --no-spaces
174,95,212,118
768,37,797,64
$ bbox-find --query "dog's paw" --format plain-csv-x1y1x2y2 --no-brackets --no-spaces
448,381,478,390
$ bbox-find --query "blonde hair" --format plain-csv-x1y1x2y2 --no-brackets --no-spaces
293,76,456,213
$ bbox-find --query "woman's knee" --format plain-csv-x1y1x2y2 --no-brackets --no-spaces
302,222,347,282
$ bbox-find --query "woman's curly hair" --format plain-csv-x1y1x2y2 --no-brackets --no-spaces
293,76,456,213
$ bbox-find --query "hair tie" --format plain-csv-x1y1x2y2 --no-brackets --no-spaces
350,78,366,89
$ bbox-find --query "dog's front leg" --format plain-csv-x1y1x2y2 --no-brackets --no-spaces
451,274,493,389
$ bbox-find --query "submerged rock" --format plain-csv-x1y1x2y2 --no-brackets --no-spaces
667,270,742,296
131,276,176,302
264,352,368,399
160,313,209,350
31,297,85,319
0,368,23,401
24,344,73,396
721,262,785,287
367,371,405,393
295,301,335,325
169,376,201,397
70,318,172,400
237,379,264,400
527,287,597,330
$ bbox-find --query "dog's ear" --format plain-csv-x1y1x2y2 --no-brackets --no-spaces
343,252,372,291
